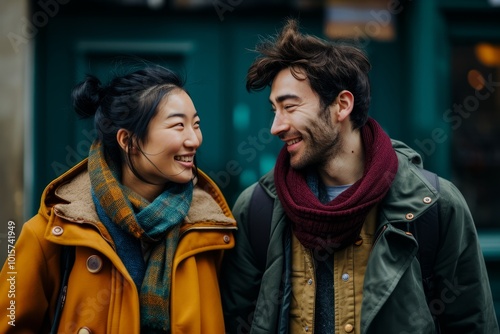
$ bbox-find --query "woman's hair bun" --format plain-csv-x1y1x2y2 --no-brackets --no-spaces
72,75,104,118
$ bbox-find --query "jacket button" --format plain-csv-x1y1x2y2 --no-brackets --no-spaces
223,235,230,243
307,278,313,285
341,273,350,282
423,196,432,204
344,323,354,333
77,327,92,334
405,213,414,220
86,255,103,274
52,226,64,236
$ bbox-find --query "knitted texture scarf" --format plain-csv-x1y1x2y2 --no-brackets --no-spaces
274,118,398,251
88,140,193,333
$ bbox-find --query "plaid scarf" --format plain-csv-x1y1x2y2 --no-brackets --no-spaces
88,140,193,333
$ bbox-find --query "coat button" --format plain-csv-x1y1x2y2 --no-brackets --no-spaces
344,323,354,333
77,327,92,334
86,255,103,274
307,278,313,285
223,235,230,243
405,213,414,220
52,226,64,236
342,273,350,282
423,196,432,204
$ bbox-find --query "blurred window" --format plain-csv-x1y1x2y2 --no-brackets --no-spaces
451,43,500,229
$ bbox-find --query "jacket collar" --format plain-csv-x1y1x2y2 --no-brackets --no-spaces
380,140,440,225
40,159,236,228
259,140,439,228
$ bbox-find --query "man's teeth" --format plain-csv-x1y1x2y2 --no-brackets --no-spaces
287,138,301,145
175,156,193,162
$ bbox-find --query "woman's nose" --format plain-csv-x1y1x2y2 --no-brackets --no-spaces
185,127,202,148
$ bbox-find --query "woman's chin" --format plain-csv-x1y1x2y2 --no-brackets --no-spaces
168,170,193,184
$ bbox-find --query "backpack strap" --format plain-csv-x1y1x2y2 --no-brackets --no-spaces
248,183,274,271
411,168,440,302
51,245,75,334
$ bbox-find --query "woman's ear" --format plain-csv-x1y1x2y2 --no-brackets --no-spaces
334,90,354,122
116,129,137,154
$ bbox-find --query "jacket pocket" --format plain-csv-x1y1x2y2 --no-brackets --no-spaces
361,224,436,334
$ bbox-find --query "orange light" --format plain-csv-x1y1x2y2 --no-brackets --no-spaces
475,43,500,67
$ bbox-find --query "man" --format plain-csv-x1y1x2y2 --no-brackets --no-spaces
220,19,499,333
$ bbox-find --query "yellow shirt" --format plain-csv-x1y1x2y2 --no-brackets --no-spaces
289,206,378,334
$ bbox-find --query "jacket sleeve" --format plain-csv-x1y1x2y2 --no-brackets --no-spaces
433,179,499,333
220,184,264,334
0,216,60,333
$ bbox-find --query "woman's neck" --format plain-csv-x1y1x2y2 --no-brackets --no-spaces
121,166,163,202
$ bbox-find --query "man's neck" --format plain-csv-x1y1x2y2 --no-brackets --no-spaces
318,128,365,187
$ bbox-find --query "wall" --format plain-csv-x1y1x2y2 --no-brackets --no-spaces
0,0,29,270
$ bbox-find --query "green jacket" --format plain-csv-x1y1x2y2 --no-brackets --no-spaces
220,140,499,334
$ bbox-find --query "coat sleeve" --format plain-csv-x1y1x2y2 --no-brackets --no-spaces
0,216,60,333
433,179,499,333
219,184,264,334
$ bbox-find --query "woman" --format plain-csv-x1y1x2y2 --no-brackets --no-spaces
0,66,236,333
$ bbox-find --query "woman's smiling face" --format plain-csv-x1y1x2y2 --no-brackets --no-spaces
134,88,202,185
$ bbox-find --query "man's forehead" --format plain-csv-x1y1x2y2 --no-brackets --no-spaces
270,69,312,102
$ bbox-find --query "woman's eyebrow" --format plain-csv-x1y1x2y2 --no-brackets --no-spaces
165,112,199,119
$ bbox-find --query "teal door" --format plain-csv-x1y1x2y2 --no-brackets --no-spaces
32,4,324,213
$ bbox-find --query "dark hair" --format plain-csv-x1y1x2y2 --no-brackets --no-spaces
72,65,195,182
247,19,372,129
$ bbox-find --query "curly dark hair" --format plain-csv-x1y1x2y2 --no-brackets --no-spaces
247,19,372,129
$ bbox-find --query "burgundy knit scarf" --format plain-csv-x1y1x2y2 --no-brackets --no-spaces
274,118,398,251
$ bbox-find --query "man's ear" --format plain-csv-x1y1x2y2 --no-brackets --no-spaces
116,129,137,154
334,90,354,122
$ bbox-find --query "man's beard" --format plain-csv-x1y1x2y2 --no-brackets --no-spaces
291,106,342,170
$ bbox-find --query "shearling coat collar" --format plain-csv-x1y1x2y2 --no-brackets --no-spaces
43,159,235,231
